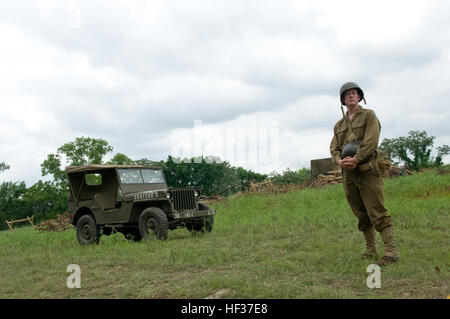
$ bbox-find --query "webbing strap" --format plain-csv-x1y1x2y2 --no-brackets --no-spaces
340,105,355,140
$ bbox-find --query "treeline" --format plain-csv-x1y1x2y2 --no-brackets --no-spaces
0,137,311,230
1,130,448,230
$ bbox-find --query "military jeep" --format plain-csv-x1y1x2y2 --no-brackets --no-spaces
65,165,215,245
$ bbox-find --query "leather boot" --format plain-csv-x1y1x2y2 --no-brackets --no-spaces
361,226,378,259
376,226,399,266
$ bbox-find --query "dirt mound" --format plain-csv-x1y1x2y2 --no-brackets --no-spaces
35,213,73,232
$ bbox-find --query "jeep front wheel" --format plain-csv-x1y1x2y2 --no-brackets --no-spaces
138,207,168,240
76,214,100,245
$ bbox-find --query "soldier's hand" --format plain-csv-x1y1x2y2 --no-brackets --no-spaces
339,157,358,170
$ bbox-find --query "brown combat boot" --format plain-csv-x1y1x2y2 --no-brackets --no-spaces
375,255,399,266
361,226,379,259
376,226,399,266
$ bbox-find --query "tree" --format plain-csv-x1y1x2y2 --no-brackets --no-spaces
134,158,162,166
0,180,67,230
269,167,311,186
107,153,135,165
58,137,113,166
41,153,68,188
163,156,241,196
0,181,28,230
22,180,67,223
435,145,450,167
233,166,267,191
0,162,10,173
380,130,450,171
41,137,114,187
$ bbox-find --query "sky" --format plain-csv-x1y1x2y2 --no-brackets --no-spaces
1,0,449,186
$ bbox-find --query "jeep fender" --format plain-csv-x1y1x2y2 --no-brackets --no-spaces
72,207,95,226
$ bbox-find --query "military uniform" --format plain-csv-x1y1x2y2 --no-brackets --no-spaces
330,83,399,265
330,105,393,231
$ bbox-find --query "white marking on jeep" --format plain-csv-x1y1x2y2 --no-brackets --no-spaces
134,191,158,200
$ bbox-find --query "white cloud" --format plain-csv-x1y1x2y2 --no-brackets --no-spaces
0,0,449,186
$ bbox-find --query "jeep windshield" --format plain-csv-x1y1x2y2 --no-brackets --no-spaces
118,168,165,184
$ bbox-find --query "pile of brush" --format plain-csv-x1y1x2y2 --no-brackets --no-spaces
35,213,73,232
238,181,305,196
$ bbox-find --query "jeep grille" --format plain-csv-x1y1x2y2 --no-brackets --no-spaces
172,189,197,211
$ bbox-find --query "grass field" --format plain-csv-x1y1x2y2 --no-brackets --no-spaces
0,168,449,299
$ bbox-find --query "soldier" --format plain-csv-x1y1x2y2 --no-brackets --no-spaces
330,82,399,266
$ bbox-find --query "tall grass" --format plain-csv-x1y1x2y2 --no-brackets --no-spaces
0,168,448,298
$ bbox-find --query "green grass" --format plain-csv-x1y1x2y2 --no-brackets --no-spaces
0,168,449,299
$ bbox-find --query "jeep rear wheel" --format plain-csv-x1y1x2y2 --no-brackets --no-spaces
138,207,168,240
76,214,100,245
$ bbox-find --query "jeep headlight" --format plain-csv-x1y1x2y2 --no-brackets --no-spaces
166,192,171,199
194,190,199,197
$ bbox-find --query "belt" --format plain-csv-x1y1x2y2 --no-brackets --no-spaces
358,161,373,172
358,157,370,165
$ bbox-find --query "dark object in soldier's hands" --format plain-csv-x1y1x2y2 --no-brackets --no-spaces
341,141,370,164
341,141,360,159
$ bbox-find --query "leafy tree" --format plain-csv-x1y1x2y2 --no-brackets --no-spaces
0,162,10,173
0,180,67,230
22,180,67,223
108,154,163,168
435,145,450,167
380,130,450,171
107,153,135,165
163,156,241,196
58,137,113,165
134,158,162,167
233,166,267,191
0,181,28,230
269,168,311,186
41,153,68,188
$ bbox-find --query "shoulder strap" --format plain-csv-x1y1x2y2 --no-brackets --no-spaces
340,105,354,135
340,105,358,142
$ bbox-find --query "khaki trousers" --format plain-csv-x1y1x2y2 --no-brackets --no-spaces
342,165,393,232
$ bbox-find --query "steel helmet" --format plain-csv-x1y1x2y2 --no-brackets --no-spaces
341,141,360,158
339,82,365,105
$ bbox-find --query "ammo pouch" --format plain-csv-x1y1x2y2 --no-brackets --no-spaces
358,149,387,175
358,161,375,172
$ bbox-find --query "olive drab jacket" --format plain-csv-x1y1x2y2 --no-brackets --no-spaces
330,105,381,165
